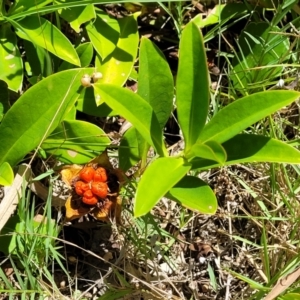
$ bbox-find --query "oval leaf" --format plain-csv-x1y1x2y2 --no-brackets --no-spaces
13,16,80,65
94,83,167,157
198,90,300,144
76,87,114,117
59,42,93,70
138,37,174,129
188,140,227,164
119,127,140,172
59,3,95,33
42,120,110,164
23,40,53,78
86,9,120,60
191,134,300,170
167,176,217,214
0,68,92,167
176,21,210,151
0,162,14,186
95,14,139,86
134,157,191,217
0,24,23,91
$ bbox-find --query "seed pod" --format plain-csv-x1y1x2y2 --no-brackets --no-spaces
91,181,108,198
94,167,107,182
92,72,103,83
79,167,95,182
82,189,98,205
74,181,89,196
81,74,92,87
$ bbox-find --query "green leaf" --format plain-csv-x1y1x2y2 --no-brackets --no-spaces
118,127,149,172
42,120,110,164
191,134,300,170
231,22,290,92
23,40,53,77
95,14,139,87
0,68,91,167
0,80,9,122
119,127,140,172
13,16,80,66
188,140,227,164
167,176,217,214
8,0,52,15
138,37,174,129
281,294,300,300
59,42,94,70
198,90,300,144
226,269,269,291
193,3,248,28
120,37,174,172
176,21,210,151
0,24,23,92
76,87,114,117
59,3,96,33
86,9,120,60
63,105,77,120
94,83,167,157
0,215,20,255
134,157,191,217
0,162,14,186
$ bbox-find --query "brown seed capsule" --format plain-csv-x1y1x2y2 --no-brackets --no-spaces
81,74,92,87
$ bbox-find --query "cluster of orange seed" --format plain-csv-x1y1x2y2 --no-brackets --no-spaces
75,166,108,205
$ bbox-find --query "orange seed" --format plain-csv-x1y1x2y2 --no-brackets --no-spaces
94,167,107,182
91,181,108,198
79,167,95,182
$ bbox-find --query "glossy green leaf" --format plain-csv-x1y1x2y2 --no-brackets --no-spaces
166,176,217,214
119,37,174,172
59,3,95,33
119,127,140,172
198,90,300,144
59,42,94,70
0,24,23,92
0,80,9,122
134,157,191,217
76,87,114,117
0,162,14,186
13,16,80,66
138,37,174,129
0,68,92,167
95,14,139,87
64,105,77,120
188,140,227,164
76,42,94,67
231,22,289,92
176,21,209,151
24,40,53,77
86,9,120,60
94,83,167,157
119,127,149,172
191,134,300,170
42,120,110,164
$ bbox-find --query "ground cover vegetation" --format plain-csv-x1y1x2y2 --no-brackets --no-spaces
1,0,300,299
